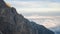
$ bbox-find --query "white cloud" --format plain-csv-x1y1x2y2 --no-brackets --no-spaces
17,8,60,13
9,1,60,8
4,1,60,13
6,1,60,13
25,16,60,28
25,15,60,20
42,21,57,28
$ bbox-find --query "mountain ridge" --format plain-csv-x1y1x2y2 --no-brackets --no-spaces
0,0,55,34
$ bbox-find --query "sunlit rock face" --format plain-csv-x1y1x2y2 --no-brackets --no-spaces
0,0,55,34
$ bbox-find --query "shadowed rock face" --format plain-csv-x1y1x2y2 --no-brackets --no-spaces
0,0,55,34
0,0,9,8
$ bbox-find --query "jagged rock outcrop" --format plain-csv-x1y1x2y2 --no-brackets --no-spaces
0,0,55,34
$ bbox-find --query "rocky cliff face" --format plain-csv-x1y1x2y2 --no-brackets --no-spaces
0,0,55,34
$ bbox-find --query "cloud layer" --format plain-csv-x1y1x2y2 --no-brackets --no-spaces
4,0,60,14
25,16,60,28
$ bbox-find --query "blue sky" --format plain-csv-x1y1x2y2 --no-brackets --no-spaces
4,0,60,16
